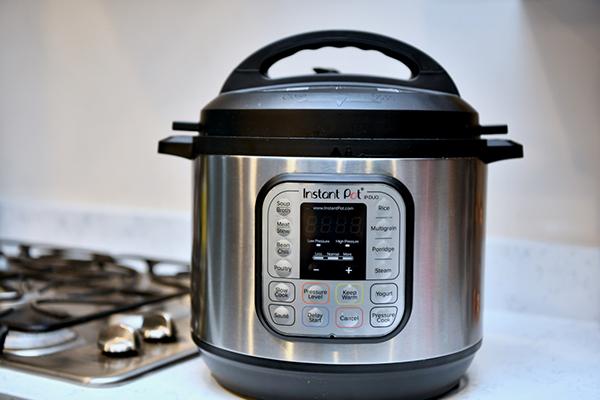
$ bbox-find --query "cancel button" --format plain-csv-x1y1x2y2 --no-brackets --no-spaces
370,307,398,328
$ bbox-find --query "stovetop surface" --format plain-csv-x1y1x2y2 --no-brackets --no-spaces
0,240,198,385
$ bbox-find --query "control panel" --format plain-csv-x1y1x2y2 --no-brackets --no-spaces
259,177,409,339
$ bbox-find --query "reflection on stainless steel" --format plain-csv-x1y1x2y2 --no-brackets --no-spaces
141,312,176,342
193,155,485,364
4,328,78,351
98,324,141,356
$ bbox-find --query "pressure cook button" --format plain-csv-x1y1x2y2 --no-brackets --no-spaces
269,305,295,326
371,240,395,259
302,283,329,304
275,198,292,216
336,283,362,304
276,239,292,257
269,281,295,303
335,307,363,328
273,260,293,277
276,219,291,237
302,306,329,327
370,283,398,304
370,307,398,328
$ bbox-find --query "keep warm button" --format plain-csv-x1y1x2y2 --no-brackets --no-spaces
370,307,398,328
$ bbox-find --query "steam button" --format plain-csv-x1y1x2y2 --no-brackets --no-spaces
275,198,292,216
276,218,291,237
276,239,292,257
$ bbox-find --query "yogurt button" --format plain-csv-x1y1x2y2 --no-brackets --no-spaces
370,283,398,304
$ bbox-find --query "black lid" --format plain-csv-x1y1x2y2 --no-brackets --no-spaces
197,30,504,139
162,31,522,163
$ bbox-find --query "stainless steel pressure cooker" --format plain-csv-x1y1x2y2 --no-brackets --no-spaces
159,31,523,400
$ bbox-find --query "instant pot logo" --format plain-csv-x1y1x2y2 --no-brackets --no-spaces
302,188,362,200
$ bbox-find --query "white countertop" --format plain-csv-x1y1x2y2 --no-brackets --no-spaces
1,309,598,400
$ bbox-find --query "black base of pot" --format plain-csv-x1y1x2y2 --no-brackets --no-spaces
197,339,481,400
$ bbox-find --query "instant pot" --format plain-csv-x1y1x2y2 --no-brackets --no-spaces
159,31,523,400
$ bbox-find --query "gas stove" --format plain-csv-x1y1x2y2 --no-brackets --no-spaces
0,239,197,385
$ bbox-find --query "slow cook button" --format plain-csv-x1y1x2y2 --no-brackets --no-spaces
370,283,398,304
273,259,293,277
275,198,292,216
276,239,292,257
302,306,329,327
276,218,291,237
269,281,295,303
335,307,363,328
336,283,362,304
370,307,398,328
302,283,329,304
269,305,295,326
371,240,395,259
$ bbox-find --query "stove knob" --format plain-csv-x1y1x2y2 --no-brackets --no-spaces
97,324,141,356
140,312,177,342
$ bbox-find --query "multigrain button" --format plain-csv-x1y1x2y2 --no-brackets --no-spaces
302,306,328,327
370,220,399,236
335,307,363,328
302,283,329,304
370,307,398,328
276,218,291,237
269,305,295,326
273,259,293,277
275,198,292,216
276,239,292,257
269,281,295,303
370,283,398,304
371,240,395,259
336,283,362,304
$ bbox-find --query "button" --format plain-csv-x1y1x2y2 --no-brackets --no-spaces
302,283,329,304
302,306,329,327
370,283,398,304
269,281,295,302
276,239,292,257
368,263,398,280
276,218,291,237
336,283,362,304
370,220,399,236
370,307,398,328
375,198,393,216
269,305,295,326
335,307,363,328
275,198,292,216
371,240,395,259
273,259,293,277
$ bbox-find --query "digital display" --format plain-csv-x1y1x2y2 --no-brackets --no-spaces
300,203,366,280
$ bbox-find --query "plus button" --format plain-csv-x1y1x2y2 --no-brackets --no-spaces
345,267,353,274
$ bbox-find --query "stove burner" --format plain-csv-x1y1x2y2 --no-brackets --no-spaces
4,328,78,352
0,240,190,338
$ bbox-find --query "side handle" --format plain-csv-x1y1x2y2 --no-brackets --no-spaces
158,135,197,160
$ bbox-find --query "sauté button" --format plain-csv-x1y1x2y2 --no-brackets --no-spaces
269,281,295,303
302,306,328,327
336,283,362,304
370,283,398,304
276,239,292,257
302,283,329,304
273,259,293,277
275,198,292,216
276,218,291,237
269,305,295,326
370,307,398,328
335,307,363,328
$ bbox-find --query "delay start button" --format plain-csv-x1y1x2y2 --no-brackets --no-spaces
335,307,363,328
302,283,329,304
302,306,329,327
269,304,295,326
370,307,398,328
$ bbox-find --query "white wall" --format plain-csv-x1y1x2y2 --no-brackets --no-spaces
1,0,599,246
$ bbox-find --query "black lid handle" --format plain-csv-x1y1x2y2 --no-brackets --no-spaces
221,30,459,95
